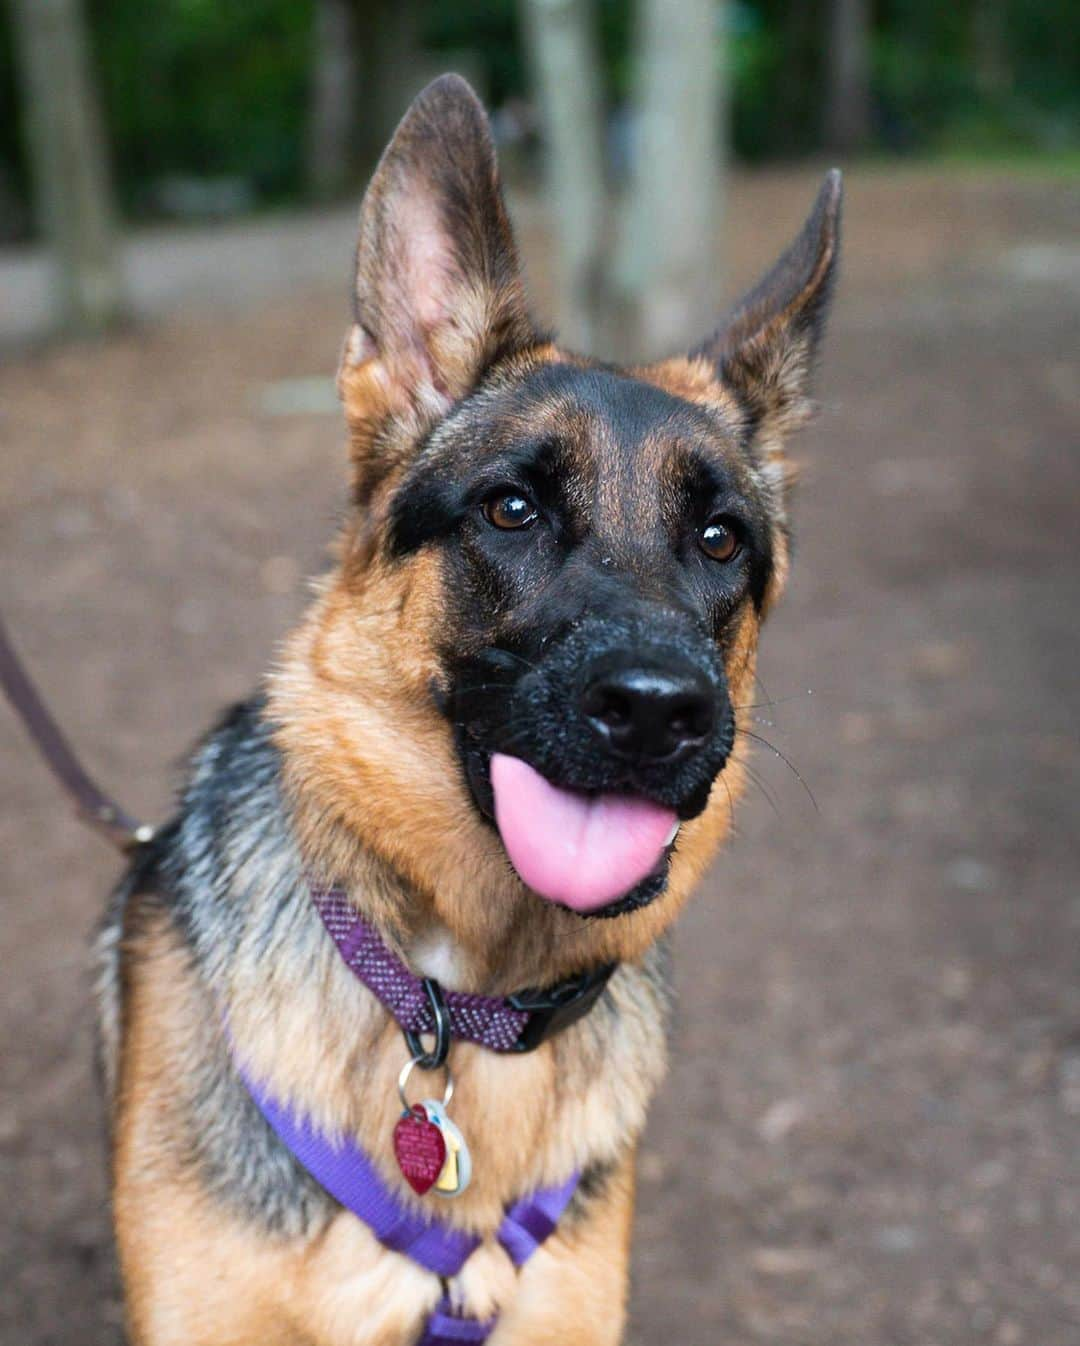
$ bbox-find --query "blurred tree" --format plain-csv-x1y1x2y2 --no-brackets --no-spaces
519,0,609,351
364,0,428,165
9,0,124,329
972,0,1010,99
310,0,431,190
621,0,727,359
307,0,360,198
2,0,1078,245
824,0,872,151
0,15,29,240
425,0,527,106
92,0,312,211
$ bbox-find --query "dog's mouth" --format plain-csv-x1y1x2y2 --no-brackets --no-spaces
488,753,678,914
459,742,680,917
448,630,730,917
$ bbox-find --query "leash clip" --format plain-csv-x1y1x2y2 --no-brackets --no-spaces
403,977,451,1070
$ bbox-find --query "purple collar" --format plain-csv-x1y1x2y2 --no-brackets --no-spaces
311,885,615,1057
238,1058,579,1344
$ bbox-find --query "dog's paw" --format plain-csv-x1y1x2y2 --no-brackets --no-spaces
448,1240,519,1321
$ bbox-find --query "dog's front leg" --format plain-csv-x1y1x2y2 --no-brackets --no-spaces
491,1151,636,1346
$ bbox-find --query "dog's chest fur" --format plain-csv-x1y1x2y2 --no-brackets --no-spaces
97,699,670,1336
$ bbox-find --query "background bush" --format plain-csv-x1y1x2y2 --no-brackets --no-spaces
0,0,1076,239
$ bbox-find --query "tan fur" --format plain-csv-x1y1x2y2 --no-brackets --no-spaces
496,1154,635,1345
637,351,743,418
115,904,640,1345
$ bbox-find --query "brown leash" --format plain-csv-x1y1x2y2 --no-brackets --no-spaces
0,611,152,853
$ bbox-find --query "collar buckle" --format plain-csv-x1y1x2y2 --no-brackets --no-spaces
507,963,616,1053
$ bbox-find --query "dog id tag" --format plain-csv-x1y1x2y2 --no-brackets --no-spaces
422,1098,473,1198
392,1103,446,1196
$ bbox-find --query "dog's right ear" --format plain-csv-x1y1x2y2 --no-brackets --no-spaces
339,75,534,496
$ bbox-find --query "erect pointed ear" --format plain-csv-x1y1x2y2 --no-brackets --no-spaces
338,75,535,492
696,171,842,464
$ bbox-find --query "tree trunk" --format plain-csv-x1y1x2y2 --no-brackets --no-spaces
519,0,608,353
621,0,727,360
972,0,1011,99
824,0,873,154
9,0,125,332
307,0,360,199
358,0,428,171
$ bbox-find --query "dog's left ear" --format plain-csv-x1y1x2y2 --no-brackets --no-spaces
695,170,842,464
339,75,534,493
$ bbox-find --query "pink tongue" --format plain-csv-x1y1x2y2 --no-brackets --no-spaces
490,753,677,912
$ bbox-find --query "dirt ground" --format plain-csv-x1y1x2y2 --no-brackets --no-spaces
1,167,1077,1345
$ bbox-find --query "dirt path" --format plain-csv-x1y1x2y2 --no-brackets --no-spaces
1,168,1077,1345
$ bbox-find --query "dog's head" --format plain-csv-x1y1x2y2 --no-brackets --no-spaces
274,77,839,950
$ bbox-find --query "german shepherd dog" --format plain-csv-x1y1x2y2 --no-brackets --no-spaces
97,76,840,1345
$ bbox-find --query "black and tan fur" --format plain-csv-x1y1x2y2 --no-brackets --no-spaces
99,76,841,1344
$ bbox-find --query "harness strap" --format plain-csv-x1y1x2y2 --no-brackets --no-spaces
416,1301,497,1345
498,1180,577,1265
237,1058,579,1342
238,1059,480,1277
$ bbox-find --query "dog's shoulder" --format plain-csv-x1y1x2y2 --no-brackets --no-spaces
97,694,280,1018
96,695,335,1235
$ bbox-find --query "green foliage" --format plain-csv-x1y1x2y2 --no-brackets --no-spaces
730,1,827,158
90,0,313,209
423,0,523,104
875,0,1080,153
0,0,1076,238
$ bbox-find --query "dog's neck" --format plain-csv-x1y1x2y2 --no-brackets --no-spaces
408,923,472,988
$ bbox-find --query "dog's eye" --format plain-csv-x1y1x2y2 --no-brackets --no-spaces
700,517,741,562
482,491,538,531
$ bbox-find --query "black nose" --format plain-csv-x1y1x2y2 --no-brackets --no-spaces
581,664,716,762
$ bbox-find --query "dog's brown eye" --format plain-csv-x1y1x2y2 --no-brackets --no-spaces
700,518,740,562
483,492,538,531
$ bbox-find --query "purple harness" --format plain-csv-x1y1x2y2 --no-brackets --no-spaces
234,886,595,1343
240,1063,578,1344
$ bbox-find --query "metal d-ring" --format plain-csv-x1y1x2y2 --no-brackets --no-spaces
398,1054,454,1112
403,977,451,1070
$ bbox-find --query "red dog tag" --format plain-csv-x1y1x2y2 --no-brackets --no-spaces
392,1103,447,1195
